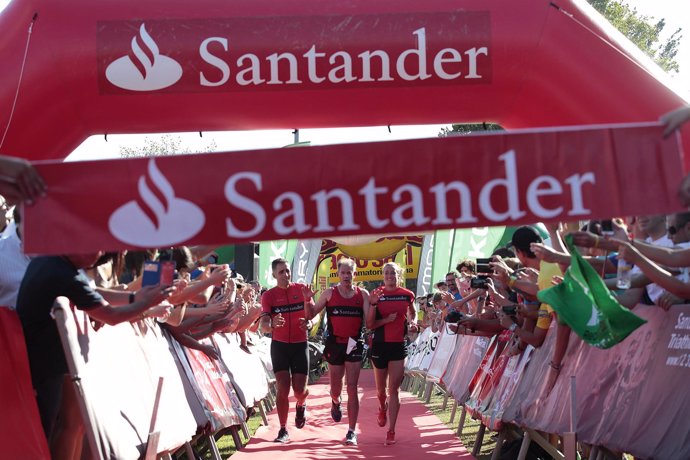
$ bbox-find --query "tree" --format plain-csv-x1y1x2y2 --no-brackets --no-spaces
587,0,682,73
119,134,218,158
438,123,503,137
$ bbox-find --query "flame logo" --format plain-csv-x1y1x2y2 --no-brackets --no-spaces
109,159,205,246
105,24,182,91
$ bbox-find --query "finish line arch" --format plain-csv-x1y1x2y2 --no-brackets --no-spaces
0,0,688,165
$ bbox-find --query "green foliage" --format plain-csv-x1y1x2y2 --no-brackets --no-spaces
119,134,218,158
587,0,682,73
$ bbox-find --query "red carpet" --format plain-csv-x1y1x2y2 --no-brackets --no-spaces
232,369,475,459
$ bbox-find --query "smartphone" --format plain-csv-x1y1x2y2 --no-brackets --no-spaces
601,219,614,235
142,260,175,287
476,257,492,274
502,305,517,316
207,254,219,264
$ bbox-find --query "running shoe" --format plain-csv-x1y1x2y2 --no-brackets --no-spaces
295,404,307,429
344,430,358,446
385,430,396,445
331,400,342,422
274,427,289,443
377,402,388,427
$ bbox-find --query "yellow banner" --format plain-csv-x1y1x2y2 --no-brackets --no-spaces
321,242,421,283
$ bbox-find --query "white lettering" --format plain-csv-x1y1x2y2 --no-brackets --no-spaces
267,52,302,84
328,51,356,83
430,181,478,225
465,47,488,79
478,150,526,221
391,184,429,227
396,28,431,81
565,172,596,216
273,192,311,235
433,48,462,79
236,53,265,86
358,50,394,82
358,178,390,228
527,176,564,218
199,37,230,87
311,189,360,232
225,172,266,238
304,45,326,83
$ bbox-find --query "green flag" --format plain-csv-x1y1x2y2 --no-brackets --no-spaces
537,234,647,349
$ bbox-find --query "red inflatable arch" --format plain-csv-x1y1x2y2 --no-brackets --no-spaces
0,0,688,164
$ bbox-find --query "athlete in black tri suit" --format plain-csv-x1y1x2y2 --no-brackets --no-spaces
307,257,369,445
366,262,418,446
260,258,314,444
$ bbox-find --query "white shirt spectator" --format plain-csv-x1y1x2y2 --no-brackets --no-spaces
637,234,674,304
0,222,30,308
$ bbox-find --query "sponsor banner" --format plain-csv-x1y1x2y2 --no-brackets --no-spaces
441,334,490,402
321,240,421,283
52,301,199,459
25,125,682,254
426,328,458,382
97,13,491,94
212,333,270,407
415,234,434,297
174,338,246,432
502,305,690,460
291,239,322,285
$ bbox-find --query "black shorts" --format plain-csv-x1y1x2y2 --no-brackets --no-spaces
271,340,309,375
324,338,363,366
370,341,407,369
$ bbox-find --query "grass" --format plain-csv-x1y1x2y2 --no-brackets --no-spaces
412,383,496,459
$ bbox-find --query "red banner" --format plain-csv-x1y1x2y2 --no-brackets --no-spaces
97,13,491,94
25,124,682,254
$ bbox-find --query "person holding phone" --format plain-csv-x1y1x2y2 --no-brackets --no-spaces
259,258,314,444
366,262,417,446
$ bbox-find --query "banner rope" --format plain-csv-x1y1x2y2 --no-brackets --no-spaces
0,13,38,152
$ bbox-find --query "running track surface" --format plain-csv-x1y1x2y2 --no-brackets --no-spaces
231,369,475,460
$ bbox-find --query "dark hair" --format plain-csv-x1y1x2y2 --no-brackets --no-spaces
271,258,289,271
161,247,195,273
456,259,476,274
510,226,542,258
492,246,515,259
432,292,444,303
674,212,690,229
445,271,458,279
582,221,603,236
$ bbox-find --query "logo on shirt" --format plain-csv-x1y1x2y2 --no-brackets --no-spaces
109,159,205,246
105,23,182,91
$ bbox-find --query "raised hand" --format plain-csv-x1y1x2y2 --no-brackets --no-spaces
0,155,47,205
298,317,313,331
301,284,317,301
136,285,174,307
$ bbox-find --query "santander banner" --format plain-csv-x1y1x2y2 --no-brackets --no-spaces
24,124,682,255
97,13,491,94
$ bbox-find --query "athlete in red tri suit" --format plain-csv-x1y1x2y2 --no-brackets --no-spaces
260,258,314,444
366,262,418,446
307,257,370,445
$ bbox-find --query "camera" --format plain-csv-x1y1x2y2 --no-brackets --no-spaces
444,310,465,323
470,276,489,289
476,257,492,275
502,305,518,316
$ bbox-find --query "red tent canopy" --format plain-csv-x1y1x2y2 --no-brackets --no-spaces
0,0,687,164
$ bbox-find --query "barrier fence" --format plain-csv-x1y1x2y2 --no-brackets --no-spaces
404,304,690,460
0,301,275,460
4,302,688,458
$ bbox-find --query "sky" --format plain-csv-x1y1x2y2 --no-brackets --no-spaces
0,0,688,161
